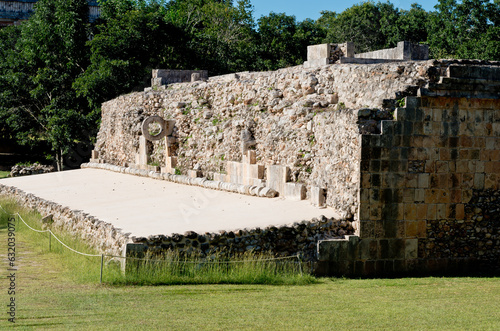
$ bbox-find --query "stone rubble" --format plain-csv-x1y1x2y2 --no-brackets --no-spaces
9,163,54,177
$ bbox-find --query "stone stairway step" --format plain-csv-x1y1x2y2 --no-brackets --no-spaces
446,65,500,81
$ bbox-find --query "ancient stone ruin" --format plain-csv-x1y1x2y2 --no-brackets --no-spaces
3,40,498,276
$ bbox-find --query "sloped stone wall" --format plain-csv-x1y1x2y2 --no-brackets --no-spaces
96,61,436,219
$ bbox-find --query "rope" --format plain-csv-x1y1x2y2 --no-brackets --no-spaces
4,205,304,264
16,212,100,257
47,229,101,257
16,213,50,233
0,204,9,213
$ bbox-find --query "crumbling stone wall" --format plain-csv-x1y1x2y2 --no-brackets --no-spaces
0,185,130,256
318,62,500,276
133,216,354,261
93,57,500,276
96,61,435,218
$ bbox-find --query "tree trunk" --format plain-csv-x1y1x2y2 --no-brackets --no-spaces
56,149,63,172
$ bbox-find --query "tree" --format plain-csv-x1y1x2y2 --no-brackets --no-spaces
75,0,185,109
318,1,384,53
256,12,302,70
317,2,430,53
165,0,257,74
0,0,95,170
398,3,429,45
428,0,500,59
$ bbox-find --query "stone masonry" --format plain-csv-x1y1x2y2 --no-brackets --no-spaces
317,62,500,276
93,57,500,276
3,39,498,276
94,60,436,221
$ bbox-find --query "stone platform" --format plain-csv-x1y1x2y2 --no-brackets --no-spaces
0,168,338,238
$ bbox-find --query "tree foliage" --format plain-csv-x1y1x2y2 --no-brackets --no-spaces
428,0,500,59
0,0,96,170
1,0,499,169
74,0,185,109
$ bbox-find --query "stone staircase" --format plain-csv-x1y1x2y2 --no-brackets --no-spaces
419,64,500,99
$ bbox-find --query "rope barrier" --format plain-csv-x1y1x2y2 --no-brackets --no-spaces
0,204,8,213
15,212,101,257
16,213,50,234
47,229,102,257
1,204,306,283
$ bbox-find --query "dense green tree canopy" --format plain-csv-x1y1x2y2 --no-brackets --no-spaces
1,0,499,169
428,0,500,59
0,0,96,170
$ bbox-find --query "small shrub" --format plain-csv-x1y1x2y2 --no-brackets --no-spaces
397,98,406,108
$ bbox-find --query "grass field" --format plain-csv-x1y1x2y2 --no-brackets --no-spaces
0,171,9,179
1,201,500,329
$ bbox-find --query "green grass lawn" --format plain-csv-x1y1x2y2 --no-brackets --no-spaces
0,170,9,179
1,202,500,329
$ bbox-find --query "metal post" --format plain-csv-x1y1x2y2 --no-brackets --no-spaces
297,254,303,276
100,254,104,284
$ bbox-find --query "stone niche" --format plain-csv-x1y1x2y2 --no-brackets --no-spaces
151,69,208,88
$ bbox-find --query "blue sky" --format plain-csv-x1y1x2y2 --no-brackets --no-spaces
247,0,440,21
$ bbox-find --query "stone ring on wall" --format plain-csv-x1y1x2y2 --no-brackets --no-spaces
141,116,174,141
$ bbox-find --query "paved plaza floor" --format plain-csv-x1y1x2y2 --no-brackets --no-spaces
0,169,338,237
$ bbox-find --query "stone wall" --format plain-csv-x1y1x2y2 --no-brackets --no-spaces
132,216,354,261
95,61,436,219
0,182,354,262
318,63,500,276
0,184,130,256
84,55,500,276
151,69,208,87
9,163,54,177
355,41,429,61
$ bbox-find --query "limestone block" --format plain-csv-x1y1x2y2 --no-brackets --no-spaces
284,183,306,201
260,187,278,198
266,165,290,196
138,135,149,166
148,165,160,173
405,239,418,259
188,170,202,178
343,42,355,58
243,150,256,164
226,161,243,184
91,150,99,159
311,187,327,208
307,44,331,60
191,73,201,82
250,178,265,187
304,58,329,68
244,164,264,181
212,173,227,182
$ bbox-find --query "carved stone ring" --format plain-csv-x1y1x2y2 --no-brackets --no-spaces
141,116,172,141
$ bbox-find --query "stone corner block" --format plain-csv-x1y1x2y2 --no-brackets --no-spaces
284,182,306,201
310,186,326,208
